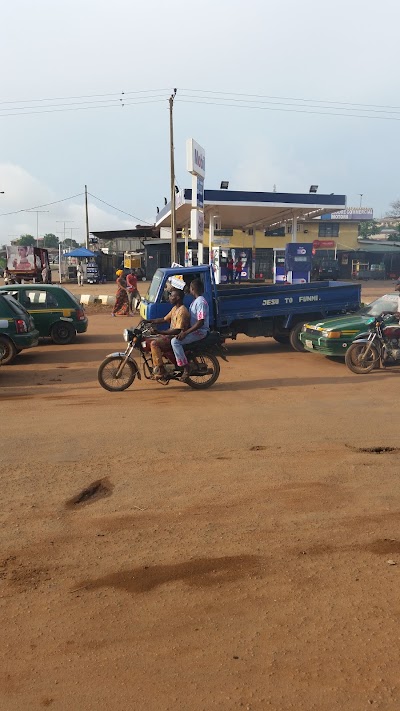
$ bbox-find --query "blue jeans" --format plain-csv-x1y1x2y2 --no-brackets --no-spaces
171,332,207,367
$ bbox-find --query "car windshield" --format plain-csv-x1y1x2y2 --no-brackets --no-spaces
361,295,399,317
146,270,163,303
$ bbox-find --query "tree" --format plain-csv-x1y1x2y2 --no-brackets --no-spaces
63,238,79,249
359,220,381,238
386,199,400,217
42,233,59,248
16,234,36,246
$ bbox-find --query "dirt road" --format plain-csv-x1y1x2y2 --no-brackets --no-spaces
1,287,399,710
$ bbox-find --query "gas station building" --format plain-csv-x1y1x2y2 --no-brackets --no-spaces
155,188,371,280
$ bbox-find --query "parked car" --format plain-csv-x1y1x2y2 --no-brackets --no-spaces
312,258,340,281
0,293,40,364
299,293,400,357
0,284,88,344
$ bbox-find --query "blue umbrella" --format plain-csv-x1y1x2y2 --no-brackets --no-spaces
64,247,96,258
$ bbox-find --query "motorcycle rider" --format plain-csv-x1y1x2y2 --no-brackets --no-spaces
171,278,209,381
145,288,189,376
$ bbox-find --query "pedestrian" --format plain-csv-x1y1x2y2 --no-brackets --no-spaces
227,257,234,283
77,263,84,286
126,269,141,313
112,270,129,316
234,258,243,284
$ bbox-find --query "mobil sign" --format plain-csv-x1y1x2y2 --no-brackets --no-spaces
186,138,206,178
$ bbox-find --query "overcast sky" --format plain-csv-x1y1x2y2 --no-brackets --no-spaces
1,0,399,244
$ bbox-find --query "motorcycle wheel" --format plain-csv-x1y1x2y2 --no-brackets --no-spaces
186,352,220,389
345,343,380,374
98,356,137,391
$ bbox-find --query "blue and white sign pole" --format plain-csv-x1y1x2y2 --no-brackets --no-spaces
186,138,205,264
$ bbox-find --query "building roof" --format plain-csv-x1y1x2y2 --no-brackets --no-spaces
156,189,347,230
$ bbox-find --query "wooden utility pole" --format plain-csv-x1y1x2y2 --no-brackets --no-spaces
169,89,177,264
85,185,90,250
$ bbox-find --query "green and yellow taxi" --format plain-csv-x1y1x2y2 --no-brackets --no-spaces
0,292,39,364
299,293,399,357
0,284,88,345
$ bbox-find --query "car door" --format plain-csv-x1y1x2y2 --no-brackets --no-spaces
22,288,60,337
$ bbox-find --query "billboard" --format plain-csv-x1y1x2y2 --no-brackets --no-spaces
186,138,206,178
321,208,373,221
6,245,39,272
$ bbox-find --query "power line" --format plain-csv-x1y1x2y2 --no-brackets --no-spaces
176,97,400,122
0,97,167,118
0,88,170,106
178,87,400,112
88,192,152,225
0,192,85,217
178,92,400,116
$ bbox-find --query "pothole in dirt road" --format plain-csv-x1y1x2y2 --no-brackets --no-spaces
65,478,113,509
346,445,399,454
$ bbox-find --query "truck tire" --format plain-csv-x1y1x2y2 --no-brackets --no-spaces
289,322,307,352
0,336,17,365
273,334,290,345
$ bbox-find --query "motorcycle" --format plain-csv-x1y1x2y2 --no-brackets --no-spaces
98,321,227,392
345,313,400,374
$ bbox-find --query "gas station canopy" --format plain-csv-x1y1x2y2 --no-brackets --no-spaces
156,189,346,231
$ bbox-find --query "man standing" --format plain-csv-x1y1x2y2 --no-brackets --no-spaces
171,278,209,381
77,263,84,286
146,288,189,376
227,257,234,283
126,270,141,313
234,258,243,284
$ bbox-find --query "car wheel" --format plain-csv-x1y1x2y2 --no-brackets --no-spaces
289,322,307,352
0,336,17,365
51,321,76,345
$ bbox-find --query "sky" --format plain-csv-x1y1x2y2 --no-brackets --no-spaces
1,0,399,245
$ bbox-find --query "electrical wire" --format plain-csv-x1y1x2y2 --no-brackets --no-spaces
0,88,170,106
0,97,167,118
176,97,400,122
0,192,85,217
177,93,400,116
178,87,400,112
88,192,152,225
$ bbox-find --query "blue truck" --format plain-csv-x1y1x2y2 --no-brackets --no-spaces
139,265,361,350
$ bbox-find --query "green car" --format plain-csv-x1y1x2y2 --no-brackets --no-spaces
0,292,40,364
299,293,399,357
0,284,88,345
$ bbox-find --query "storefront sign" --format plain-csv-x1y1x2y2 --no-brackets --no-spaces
313,240,336,248
190,209,204,241
322,208,373,221
186,138,206,178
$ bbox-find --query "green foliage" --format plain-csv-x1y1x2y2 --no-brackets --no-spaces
16,234,36,246
359,221,380,238
42,233,59,248
63,238,79,249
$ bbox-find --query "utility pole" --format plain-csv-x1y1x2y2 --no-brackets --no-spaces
85,185,90,250
56,220,74,283
359,194,363,207
25,210,49,247
169,88,177,264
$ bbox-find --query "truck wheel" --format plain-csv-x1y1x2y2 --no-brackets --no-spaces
51,321,76,345
273,334,290,345
289,322,307,352
0,336,17,365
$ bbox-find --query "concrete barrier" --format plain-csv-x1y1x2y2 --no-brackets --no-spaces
98,295,116,306
80,294,95,305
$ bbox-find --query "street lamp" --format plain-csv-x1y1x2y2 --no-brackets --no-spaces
359,194,363,207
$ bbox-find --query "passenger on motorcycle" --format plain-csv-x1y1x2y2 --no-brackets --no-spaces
145,288,189,376
171,278,210,381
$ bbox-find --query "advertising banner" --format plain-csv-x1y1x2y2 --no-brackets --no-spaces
7,245,38,272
